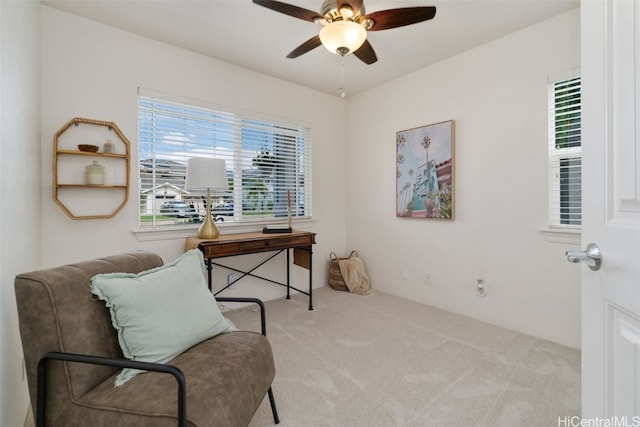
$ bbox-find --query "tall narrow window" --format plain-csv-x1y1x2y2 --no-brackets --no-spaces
549,74,581,227
138,94,311,228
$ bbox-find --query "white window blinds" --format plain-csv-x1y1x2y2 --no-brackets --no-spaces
138,95,311,228
548,75,581,227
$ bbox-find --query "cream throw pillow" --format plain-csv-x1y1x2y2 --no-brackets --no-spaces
90,249,235,386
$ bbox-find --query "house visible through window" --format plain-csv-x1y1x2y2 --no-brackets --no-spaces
549,74,581,227
138,94,311,228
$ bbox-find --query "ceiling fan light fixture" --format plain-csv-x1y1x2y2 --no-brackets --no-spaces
339,6,353,19
319,20,367,56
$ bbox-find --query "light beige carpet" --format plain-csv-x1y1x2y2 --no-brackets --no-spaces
223,287,580,427
24,287,580,427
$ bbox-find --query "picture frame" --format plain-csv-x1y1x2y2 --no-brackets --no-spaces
396,120,455,219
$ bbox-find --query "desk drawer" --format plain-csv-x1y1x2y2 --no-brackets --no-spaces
198,232,315,259
239,239,283,252
203,240,290,258
237,236,312,251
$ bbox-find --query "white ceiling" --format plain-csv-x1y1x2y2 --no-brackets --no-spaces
43,0,579,98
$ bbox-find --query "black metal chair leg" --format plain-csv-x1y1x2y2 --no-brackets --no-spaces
267,387,280,424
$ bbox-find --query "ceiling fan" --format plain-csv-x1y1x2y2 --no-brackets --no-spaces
253,0,437,65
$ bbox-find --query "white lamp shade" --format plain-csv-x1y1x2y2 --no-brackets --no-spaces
185,158,228,191
319,20,367,55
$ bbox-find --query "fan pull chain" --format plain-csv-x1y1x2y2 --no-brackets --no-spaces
338,56,346,98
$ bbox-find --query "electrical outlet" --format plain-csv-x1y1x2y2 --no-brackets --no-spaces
424,272,432,285
400,266,408,279
228,274,239,289
477,279,487,297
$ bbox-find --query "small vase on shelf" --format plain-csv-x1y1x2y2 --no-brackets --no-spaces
103,139,114,154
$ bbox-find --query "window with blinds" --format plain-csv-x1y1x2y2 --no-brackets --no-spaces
138,95,311,228
548,74,581,227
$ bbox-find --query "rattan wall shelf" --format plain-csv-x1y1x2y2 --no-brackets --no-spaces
53,118,131,220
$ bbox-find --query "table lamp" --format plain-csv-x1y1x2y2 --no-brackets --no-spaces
185,157,228,239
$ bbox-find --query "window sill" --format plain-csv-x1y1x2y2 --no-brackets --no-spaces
539,227,581,245
132,218,316,242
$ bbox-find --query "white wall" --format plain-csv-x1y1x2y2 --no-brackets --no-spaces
0,1,41,425
345,9,582,348
2,7,581,423
40,7,348,303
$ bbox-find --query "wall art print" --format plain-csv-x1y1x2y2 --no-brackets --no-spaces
396,120,454,219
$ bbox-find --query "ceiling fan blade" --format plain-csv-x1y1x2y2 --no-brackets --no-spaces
337,0,363,17
253,0,322,23
287,35,322,58
365,7,436,31
353,39,377,65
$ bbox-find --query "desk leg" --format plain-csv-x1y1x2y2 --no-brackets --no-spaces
206,259,213,292
286,249,291,300
308,245,313,310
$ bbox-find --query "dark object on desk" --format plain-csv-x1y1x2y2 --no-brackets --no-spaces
263,225,293,234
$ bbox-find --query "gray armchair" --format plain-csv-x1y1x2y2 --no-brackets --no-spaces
15,251,279,426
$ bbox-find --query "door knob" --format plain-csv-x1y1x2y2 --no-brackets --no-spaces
565,243,602,271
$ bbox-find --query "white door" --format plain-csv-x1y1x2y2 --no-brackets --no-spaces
581,0,640,417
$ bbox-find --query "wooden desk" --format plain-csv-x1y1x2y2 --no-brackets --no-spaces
185,230,316,310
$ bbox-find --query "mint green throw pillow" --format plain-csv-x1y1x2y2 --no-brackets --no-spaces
90,249,236,386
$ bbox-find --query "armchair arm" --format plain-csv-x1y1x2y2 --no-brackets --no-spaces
37,352,186,427
215,297,267,336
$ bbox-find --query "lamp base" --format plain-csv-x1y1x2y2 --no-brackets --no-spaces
198,188,219,240
198,216,219,240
